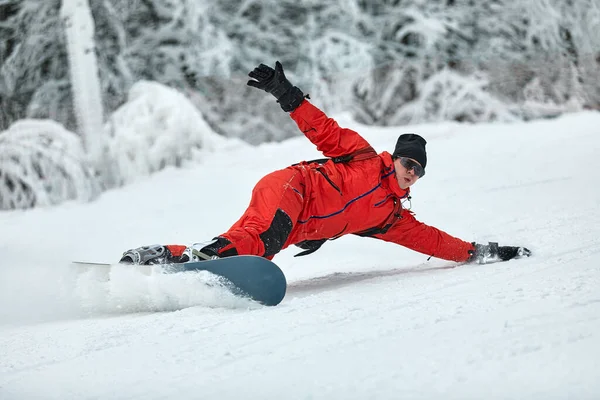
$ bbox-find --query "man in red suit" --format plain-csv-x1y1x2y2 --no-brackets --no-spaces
121,62,531,266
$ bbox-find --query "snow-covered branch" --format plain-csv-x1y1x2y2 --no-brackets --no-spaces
103,81,227,186
0,120,99,210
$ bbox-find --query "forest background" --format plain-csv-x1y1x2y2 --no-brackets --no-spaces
1,0,599,210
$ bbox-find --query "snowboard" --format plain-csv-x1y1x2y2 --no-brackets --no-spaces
73,255,287,306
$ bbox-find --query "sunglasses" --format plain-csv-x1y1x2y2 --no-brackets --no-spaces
399,157,425,178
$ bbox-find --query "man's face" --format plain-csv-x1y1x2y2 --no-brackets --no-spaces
394,157,424,189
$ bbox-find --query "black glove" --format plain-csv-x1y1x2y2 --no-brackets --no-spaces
469,242,532,264
247,61,305,112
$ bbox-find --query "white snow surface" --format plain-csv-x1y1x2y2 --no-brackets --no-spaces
1,111,600,399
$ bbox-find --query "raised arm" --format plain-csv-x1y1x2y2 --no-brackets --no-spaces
290,100,372,158
246,61,373,158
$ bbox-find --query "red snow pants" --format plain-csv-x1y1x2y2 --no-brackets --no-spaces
219,167,305,258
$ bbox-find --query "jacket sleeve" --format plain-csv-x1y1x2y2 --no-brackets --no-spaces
289,100,373,158
375,210,475,262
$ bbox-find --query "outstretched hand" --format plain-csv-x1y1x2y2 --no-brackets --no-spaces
470,242,531,264
497,245,531,260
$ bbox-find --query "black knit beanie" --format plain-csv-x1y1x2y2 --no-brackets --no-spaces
392,133,427,169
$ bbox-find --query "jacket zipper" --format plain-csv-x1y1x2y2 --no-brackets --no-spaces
316,168,342,195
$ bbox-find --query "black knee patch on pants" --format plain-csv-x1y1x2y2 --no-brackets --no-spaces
259,208,293,257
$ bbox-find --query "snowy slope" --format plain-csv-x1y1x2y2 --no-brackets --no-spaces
1,111,600,399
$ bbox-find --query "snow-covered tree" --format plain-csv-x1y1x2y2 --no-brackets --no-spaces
0,120,99,210
349,0,600,124
206,0,377,141
103,81,227,187
0,1,104,210
391,69,517,124
350,0,475,124
2,0,600,210
443,0,600,118
0,0,71,131
61,0,105,168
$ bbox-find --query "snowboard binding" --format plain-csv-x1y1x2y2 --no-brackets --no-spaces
119,244,188,265
120,242,224,265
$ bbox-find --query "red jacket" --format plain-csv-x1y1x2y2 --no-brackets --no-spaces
285,100,474,262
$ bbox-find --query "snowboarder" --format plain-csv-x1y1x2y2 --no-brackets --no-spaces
121,61,531,266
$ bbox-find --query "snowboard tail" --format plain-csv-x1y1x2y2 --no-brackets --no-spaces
170,256,286,306
73,255,287,306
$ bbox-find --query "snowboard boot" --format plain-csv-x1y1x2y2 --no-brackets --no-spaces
119,244,188,265
120,238,238,265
